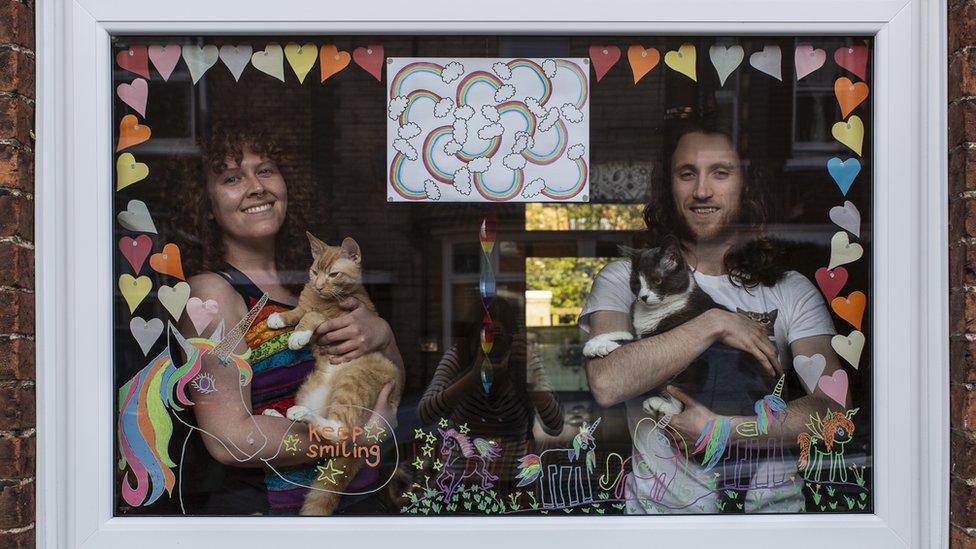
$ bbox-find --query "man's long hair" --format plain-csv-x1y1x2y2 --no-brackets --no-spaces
642,116,791,287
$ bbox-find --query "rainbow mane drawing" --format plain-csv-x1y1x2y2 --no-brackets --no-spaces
516,418,601,509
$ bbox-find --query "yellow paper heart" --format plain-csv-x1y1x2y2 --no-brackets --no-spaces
116,152,149,191
284,42,318,84
119,273,152,313
828,231,864,270
831,330,865,369
831,115,865,156
664,44,697,82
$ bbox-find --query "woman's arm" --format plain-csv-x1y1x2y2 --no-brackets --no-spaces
417,346,479,424
526,352,564,435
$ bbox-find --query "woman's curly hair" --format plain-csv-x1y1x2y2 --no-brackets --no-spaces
642,115,792,287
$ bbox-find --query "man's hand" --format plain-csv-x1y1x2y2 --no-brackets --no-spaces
313,298,394,364
701,308,782,377
665,385,718,445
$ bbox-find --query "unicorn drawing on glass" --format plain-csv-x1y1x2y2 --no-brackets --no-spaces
515,418,601,509
434,427,502,501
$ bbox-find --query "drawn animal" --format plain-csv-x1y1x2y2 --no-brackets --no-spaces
516,418,601,509
433,428,502,501
263,232,404,515
797,409,858,483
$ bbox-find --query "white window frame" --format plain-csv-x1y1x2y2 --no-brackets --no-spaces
34,0,948,547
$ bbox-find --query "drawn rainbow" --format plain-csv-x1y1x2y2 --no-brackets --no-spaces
455,71,504,106
423,126,458,183
389,152,430,200
474,168,525,201
556,59,589,109
523,119,568,165
390,62,446,98
399,89,444,126
506,58,552,105
541,157,588,200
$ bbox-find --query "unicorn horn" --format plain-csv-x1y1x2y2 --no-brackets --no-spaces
588,417,603,433
773,375,785,398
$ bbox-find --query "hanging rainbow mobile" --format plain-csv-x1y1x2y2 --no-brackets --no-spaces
479,210,497,392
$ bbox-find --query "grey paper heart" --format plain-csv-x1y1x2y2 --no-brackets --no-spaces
829,200,861,238
749,45,782,81
793,354,826,394
709,45,744,86
117,200,157,234
219,45,252,82
130,317,164,355
182,45,219,84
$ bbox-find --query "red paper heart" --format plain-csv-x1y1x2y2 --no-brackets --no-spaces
353,45,384,81
815,266,848,302
118,234,152,274
589,45,621,82
116,45,150,79
834,44,869,81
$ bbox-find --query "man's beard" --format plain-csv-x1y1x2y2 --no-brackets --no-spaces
675,204,744,244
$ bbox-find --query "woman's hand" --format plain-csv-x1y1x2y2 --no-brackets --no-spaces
313,298,394,364
665,385,718,445
364,381,399,436
701,309,782,377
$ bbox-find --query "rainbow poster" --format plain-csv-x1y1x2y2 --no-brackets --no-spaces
386,58,590,202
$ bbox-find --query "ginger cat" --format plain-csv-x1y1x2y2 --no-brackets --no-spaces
264,232,403,515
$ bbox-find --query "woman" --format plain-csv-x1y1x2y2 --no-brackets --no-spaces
175,124,402,515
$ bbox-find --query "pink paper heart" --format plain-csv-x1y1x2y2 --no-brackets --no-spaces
148,44,181,81
834,44,869,81
589,45,621,82
118,234,152,274
817,369,849,407
353,45,384,81
794,44,826,80
117,78,148,117
186,297,219,335
116,45,150,78
815,266,848,302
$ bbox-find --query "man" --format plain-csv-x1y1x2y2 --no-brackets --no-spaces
579,118,851,513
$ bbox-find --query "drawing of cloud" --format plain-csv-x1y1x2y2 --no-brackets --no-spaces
567,143,586,160
424,179,442,201
503,153,527,171
477,123,504,140
539,108,560,132
512,131,535,153
393,138,418,161
492,61,512,80
452,119,468,144
481,104,500,123
453,167,472,195
442,61,464,84
525,97,546,117
388,96,408,120
434,97,456,118
468,156,491,173
522,178,546,199
560,103,584,124
444,140,463,155
454,104,475,120
398,122,422,140
494,84,516,102
542,59,557,79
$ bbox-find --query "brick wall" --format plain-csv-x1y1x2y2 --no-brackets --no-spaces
0,1,33,547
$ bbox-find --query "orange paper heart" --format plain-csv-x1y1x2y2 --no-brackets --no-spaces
117,114,151,152
149,243,185,280
319,44,351,82
627,45,660,84
834,77,869,119
831,290,866,330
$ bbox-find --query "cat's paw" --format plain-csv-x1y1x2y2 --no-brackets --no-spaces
286,405,311,422
267,312,285,329
642,395,683,416
287,330,313,350
582,332,633,358
262,408,284,418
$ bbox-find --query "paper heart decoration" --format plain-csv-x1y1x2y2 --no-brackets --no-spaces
834,77,870,119
319,45,352,82
815,266,848,302
182,45,219,84
251,43,285,82
186,297,220,335
664,44,697,82
117,199,157,234
832,291,867,330
831,330,865,369
829,231,864,269
130,316,164,355
116,45,150,79
793,354,827,394
285,42,318,83
116,153,149,191
219,45,252,82
118,234,152,273
589,45,621,82
749,45,782,81
834,44,869,81
158,281,190,321
829,200,861,237
148,44,181,81
116,114,151,152
709,45,744,86
831,115,865,156
119,274,152,313
627,45,660,84
817,369,849,407
116,78,148,117
794,44,826,80
149,243,185,280
353,45,385,81
826,157,861,195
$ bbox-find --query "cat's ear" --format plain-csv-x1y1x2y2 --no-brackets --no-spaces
617,245,641,261
340,237,362,264
306,231,328,260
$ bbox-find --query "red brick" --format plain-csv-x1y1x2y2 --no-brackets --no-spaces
952,339,976,383
0,528,35,549
0,435,33,479
0,336,33,380
0,145,31,192
0,2,34,51
953,430,976,481
952,525,976,549
951,147,976,195
0,243,32,289
951,49,976,102
951,2,976,55
0,386,33,431
950,198,976,241
0,50,33,99
0,95,32,147
0,291,32,336
0,481,32,529
951,100,976,148
0,193,31,241
951,384,976,431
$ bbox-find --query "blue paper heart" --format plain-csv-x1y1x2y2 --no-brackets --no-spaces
827,157,861,195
